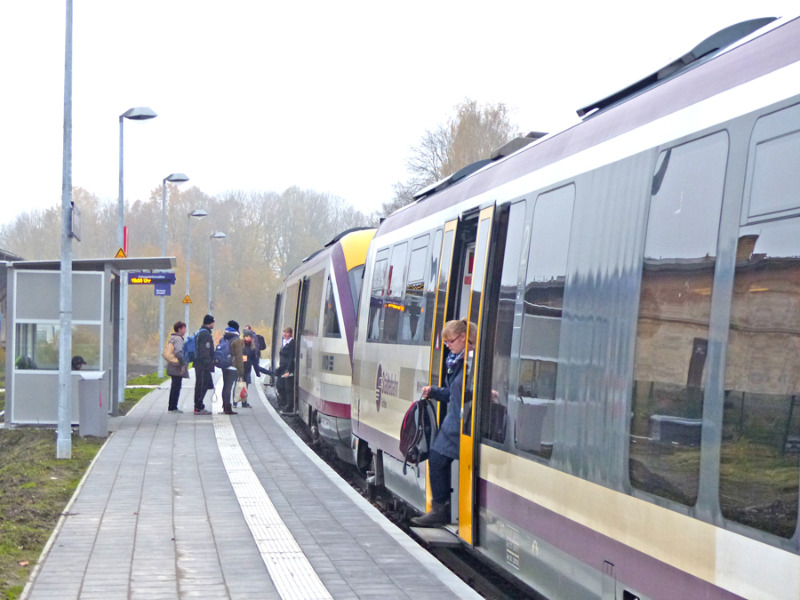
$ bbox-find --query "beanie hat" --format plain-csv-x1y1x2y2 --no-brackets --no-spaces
203,314,215,325
227,320,240,331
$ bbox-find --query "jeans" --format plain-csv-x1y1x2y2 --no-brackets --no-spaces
428,449,454,505
221,368,238,411
168,375,183,410
193,368,213,411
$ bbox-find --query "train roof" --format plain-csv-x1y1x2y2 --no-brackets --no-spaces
376,15,800,238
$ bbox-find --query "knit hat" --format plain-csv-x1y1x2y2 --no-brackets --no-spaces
227,320,240,331
243,328,256,338
203,314,215,325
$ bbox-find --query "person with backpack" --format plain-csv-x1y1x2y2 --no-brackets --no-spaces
193,314,216,415
218,320,244,415
163,320,189,413
410,318,477,527
236,328,259,408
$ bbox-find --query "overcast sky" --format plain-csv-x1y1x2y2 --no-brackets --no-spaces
0,1,797,230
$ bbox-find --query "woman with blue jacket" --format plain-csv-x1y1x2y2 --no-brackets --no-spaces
411,318,477,527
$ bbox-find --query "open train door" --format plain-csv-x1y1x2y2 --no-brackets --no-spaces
458,205,494,546
426,206,495,547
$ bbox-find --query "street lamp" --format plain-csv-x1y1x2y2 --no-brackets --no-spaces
184,209,208,328
157,173,190,378
208,232,227,313
117,106,157,414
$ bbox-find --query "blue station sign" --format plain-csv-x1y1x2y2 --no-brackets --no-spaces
128,272,176,285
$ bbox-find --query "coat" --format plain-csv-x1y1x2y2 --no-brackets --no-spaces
165,332,188,377
427,352,465,459
224,330,245,378
194,326,215,372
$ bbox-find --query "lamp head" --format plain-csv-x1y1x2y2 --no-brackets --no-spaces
164,173,190,184
121,106,157,121
210,231,226,239
188,209,208,219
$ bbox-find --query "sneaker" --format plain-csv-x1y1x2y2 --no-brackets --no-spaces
240,402,252,408
194,409,212,415
169,409,183,414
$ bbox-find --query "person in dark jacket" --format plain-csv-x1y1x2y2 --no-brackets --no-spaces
255,327,296,412
411,318,477,527
164,321,188,413
193,314,216,415
220,320,244,415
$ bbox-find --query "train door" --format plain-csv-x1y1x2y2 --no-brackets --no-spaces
279,280,301,412
428,206,495,546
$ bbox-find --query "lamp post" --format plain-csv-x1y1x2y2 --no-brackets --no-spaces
207,232,227,313
184,209,208,328
117,106,157,414
157,173,189,378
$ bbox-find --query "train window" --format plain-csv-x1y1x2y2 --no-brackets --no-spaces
720,219,800,538
383,242,408,342
367,249,389,342
283,282,300,338
401,235,429,345
515,186,575,459
348,265,365,316
424,230,443,343
746,103,800,220
483,201,527,445
300,271,324,338
322,277,341,338
630,132,728,506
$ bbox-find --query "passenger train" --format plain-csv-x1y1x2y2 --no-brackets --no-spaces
275,17,800,600
270,227,375,462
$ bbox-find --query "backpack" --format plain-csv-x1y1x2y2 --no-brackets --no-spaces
399,398,438,475
256,334,267,352
183,331,197,363
213,336,233,369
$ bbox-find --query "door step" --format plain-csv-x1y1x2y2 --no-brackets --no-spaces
409,526,461,548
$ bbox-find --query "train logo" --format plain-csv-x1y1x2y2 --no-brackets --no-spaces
375,364,399,412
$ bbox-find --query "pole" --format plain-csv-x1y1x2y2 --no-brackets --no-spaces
208,242,214,313
118,116,127,413
184,217,193,328
57,0,74,459
158,179,167,378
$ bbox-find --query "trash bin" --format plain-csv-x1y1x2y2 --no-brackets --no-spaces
79,371,108,437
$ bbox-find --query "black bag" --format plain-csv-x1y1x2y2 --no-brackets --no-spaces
399,398,438,475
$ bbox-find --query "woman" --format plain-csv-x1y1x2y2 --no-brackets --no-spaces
164,321,189,413
411,318,477,527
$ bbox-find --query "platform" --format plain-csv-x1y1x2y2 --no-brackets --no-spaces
20,372,481,600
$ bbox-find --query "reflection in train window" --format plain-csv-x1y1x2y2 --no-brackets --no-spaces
423,229,442,344
630,132,728,505
301,271,324,337
721,217,800,538
515,185,574,459
383,242,408,342
483,202,526,445
367,249,389,342
401,235,429,345
322,277,341,338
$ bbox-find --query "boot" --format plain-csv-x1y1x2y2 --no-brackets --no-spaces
410,502,448,527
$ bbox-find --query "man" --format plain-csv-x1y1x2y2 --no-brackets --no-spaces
193,314,216,415
255,326,295,412
220,320,244,415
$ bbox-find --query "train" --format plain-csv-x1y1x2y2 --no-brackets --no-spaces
269,227,375,462
272,16,800,600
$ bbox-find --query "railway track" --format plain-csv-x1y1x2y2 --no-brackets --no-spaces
264,385,540,600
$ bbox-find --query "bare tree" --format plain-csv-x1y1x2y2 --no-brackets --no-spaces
380,98,519,217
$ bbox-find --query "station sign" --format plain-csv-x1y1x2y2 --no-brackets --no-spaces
128,272,176,285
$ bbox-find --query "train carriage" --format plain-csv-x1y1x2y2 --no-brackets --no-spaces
350,17,800,600
271,227,375,462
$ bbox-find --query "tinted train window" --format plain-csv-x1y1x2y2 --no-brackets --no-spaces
720,106,800,538
367,249,389,342
483,201,527,445
301,271,324,337
383,242,408,342
630,132,728,505
424,230,443,343
401,235,428,345
516,186,574,458
283,282,300,336
322,277,341,338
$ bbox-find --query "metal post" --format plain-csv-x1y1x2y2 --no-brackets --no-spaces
57,0,74,459
207,232,226,314
184,210,208,329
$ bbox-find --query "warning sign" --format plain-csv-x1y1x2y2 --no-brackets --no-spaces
115,248,127,259
182,295,192,304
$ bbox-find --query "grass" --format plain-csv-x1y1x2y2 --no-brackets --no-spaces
0,373,166,600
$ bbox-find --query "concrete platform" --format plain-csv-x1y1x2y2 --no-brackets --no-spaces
21,372,481,600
